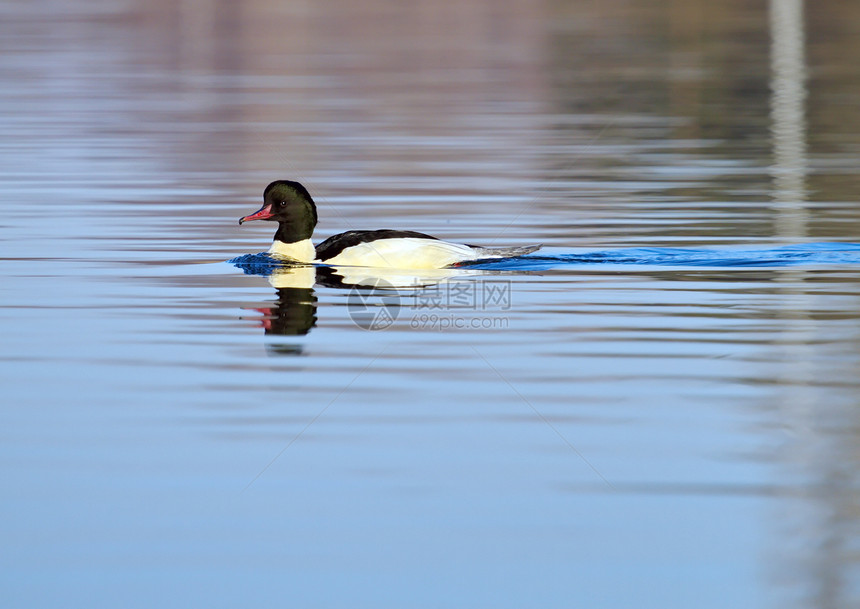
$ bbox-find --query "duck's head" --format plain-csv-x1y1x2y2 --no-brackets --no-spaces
239,180,318,242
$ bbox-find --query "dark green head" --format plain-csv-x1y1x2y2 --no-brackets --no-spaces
239,180,318,243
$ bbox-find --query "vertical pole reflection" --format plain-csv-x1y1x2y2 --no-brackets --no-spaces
769,1,817,608
769,6,855,609
770,0,808,238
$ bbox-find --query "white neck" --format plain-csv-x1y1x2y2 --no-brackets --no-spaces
268,238,315,263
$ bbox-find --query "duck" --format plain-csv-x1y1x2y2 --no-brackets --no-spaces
239,180,541,269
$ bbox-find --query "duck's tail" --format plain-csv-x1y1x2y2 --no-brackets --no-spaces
469,244,542,259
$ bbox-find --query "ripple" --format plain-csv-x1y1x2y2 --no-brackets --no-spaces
231,242,860,276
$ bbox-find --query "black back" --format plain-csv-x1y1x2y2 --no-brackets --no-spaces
314,229,439,262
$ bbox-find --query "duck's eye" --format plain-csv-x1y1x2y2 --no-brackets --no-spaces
279,201,286,206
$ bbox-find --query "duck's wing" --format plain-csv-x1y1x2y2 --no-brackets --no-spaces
315,229,438,262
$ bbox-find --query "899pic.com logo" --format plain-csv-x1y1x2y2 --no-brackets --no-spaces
347,278,401,330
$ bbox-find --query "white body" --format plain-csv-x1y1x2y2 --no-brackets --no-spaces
320,238,483,269
270,237,483,269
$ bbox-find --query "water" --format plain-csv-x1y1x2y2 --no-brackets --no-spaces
3,1,860,607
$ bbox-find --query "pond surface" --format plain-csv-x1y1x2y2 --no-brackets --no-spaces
3,1,860,607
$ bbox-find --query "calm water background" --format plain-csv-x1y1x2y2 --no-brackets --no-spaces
3,0,860,607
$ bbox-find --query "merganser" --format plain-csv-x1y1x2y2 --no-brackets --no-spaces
239,180,541,269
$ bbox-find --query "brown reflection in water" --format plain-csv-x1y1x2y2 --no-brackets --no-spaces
542,0,860,245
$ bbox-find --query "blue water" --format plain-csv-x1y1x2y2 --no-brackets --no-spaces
477,242,860,269
4,1,860,608
231,242,860,276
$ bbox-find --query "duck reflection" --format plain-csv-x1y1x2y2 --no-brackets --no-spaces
242,261,486,354
257,265,318,334
241,264,317,355
316,264,482,290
